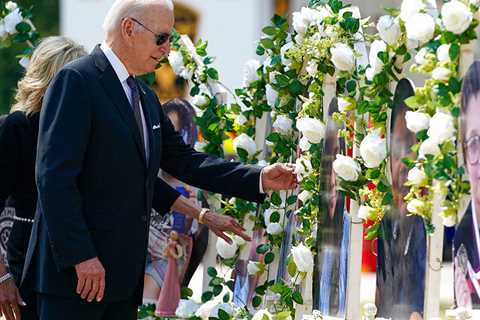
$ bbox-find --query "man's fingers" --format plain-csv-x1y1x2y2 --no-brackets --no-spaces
12,303,20,320
2,304,14,320
87,276,99,302
216,231,231,243
96,275,105,302
15,289,25,307
80,277,93,299
76,275,86,295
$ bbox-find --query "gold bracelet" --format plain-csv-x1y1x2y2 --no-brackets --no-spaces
198,208,209,224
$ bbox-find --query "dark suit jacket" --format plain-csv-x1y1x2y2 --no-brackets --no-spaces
23,46,265,303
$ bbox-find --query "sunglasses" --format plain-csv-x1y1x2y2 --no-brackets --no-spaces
129,17,172,46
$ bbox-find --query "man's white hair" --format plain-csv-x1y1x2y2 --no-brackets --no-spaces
103,0,174,36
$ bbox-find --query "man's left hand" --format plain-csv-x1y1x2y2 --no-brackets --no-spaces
261,163,297,191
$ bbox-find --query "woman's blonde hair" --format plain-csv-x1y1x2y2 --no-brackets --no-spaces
10,36,87,115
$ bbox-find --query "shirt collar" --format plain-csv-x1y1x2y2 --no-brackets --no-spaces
100,41,130,84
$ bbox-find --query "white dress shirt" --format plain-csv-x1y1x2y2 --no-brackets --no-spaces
100,42,150,162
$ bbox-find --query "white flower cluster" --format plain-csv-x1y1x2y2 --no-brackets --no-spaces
0,2,23,39
215,234,246,259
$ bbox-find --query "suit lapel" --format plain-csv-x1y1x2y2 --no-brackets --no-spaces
138,85,155,171
92,46,146,165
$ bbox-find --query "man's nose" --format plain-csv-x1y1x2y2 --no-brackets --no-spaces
159,41,170,56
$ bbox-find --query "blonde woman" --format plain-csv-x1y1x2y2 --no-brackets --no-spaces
0,36,87,320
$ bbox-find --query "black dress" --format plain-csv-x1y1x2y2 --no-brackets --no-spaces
0,110,39,319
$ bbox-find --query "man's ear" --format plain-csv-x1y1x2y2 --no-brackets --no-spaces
121,18,134,43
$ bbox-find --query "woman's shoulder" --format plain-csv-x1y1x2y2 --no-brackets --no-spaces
1,111,29,128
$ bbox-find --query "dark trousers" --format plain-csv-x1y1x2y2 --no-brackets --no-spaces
37,293,137,320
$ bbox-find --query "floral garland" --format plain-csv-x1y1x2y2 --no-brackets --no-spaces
0,1,39,67
400,0,478,231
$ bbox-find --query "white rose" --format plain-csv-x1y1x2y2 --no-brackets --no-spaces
243,59,261,87
333,154,361,181
359,129,387,168
400,0,426,21
3,8,22,34
407,167,427,186
192,94,210,109
280,41,294,67
263,56,272,74
233,133,257,157
432,66,451,81
419,138,441,158
377,15,401,45
405,111,431,133
305,60,318,77
427,111,455,144
296,117,325,144
299,136,311,152
406,198,426,214
235,114,248,126
247,261,261,275
295,156,313,181
267,223,283,235
369,40,388,77
292,11,308,35
405,13,435,43
168,51,185,75
330,43,355,72
291,243,314,273
415,47,429,66
5,1,17,11
365,67,376,81
210,303,234,318
437,44,451,63
252,309,273,320
441,0,473,35
266,84,278,107
406,39,420,50
176,300,200,318
216,237,238,259
194,141,207,152
358,205,375,221
18,56,30,69
273,115,293,135
298,190,312,203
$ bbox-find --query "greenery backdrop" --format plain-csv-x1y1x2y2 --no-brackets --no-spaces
0,0,58,115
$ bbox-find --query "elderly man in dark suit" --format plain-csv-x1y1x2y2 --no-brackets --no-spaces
22,1,297,319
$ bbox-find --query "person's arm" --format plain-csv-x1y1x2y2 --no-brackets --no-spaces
152,177,181,215
36,68,97,269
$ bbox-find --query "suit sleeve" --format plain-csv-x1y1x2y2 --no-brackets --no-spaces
0,114,19,207
36,68,97,270
152,177,181,215
152,95,265,204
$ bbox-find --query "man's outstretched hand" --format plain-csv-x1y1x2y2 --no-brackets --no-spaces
261,163,297,191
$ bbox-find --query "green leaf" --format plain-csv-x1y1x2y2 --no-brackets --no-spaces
196,39,208,57
449,43,460,61
288,79,305,96
402,157,416,169
262,26,277,36
213,284,223,296
287,257,297,277
252,296,262,308
218,309,230,320
236,148,249,161
270,211,280,223
256,45,265,56
181,287,193,299
207,68,219,80
272,15,287,27
256,244,271,254
346,79,356,94
287,195,297,205
449,77,462,94
292,291,304,304
15,22,31,33
255,285,267,295
265,252,275,264
452,107,460,118
366,169,381,180
404,96,419,108
377,181,389,193
202,291,214,302
207,267,218,278
223,292,230,303
260,38,275,50
365,223,380,240
190,86,200,96
226,280,235,291
270,192,282,206
382,191,393,205
416,129,428,141
275,74,290,88
267,132,281,143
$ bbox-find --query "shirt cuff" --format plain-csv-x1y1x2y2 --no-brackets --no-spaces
259,167,265,194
